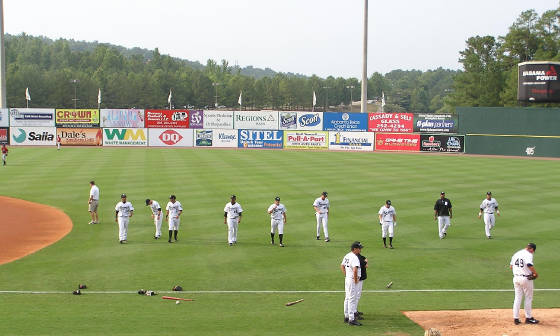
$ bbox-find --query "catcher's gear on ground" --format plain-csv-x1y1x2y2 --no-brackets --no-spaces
172,285,183,291
527,274,538,280
78,284,87,289
72,289,81,295
138,289,146,295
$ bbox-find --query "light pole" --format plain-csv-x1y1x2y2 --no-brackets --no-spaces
212,82,222,108
322,86,331,112
70,79,79,109
0,0,6,108
361,0,368,113
346,85,355,112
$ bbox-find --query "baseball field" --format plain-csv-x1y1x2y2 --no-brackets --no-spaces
0,147,558,335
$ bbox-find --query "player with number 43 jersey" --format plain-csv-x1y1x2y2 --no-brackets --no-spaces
478,191,500,239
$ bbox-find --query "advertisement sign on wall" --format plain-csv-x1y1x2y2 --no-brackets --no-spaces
10,127,57,146
148,129,193,147
420,134,464,152
100,109,145,128
189,110,204,129
238,130,283,149
194,129,213,146
57,128,103,146
328,131,375,151
323,112,368,132
203,111,234,129
414,114,458,133
0,109,8,127
9,108,55,127
212,129,238,147
145,110,190,128
55,109,100,128
0,128,9,144
284,130,329,150
234,111,279,130
518,61,560,102
279,112,297,129
368,113,413,133
297,112,323,130
375,133,420,151
103,128,148,146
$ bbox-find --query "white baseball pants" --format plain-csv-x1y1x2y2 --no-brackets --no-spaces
168,217,180,230
513,276,534,319
316,213,328,238
484,213,495,237
355,280,363,311
154,215,163,237
438,216,450,238
271,219,284,234
118,217,129,241
381,221,394,238
344,278,357,320
227,217,239,243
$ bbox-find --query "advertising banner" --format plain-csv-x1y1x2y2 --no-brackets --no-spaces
283,130,329,150
368,113,413,133
212,129,238,147
375,133,420,151
203,111,234,129
234,111,279,130
10,127,56,146
148,129,194,147
100,109,145,128
103,128,148,146
420,134,464,153
9,108,55,127
57,128,103,146
238,130,283,149
518,61,560,102
194,129,213,147
145,110,189,128
189,110,204,129
279,112,297,129
414,114,458,133
0,128,8,144
297,112,323,130
55,109,100,128
0,109,8,127
323,112,368,132
328,131,375,151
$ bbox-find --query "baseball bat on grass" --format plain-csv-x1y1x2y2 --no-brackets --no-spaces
285,298,304,306
162,296,194,301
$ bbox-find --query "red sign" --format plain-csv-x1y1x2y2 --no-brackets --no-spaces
145,110,190,128
375,133,420,151
368,113,413,133
159,130,184,145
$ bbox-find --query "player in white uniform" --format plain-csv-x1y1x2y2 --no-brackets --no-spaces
313,191,330,242
115,193,134,244
145,198,163,239
165,195,183,243
267,196,287,247
224,195,243,246
378,200,397,248
510,243,539,325
88,181,100,224
478,191,500,239
340,241,362,326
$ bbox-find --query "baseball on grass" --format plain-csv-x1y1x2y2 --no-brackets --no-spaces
176,300,180,304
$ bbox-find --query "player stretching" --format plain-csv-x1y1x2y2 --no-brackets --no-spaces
146,198,163,239
478,191,500,239
267,196,287,247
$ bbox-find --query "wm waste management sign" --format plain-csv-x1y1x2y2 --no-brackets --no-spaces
284,131,328,150
103,128,148,146
518,61,560,102
328,131,375,151
10,127,56,146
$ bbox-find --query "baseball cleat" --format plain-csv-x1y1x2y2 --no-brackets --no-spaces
316,236,320,240
344,317,349,323
384,244,387,248
525,317,539,324
514,318,521,325
88,221,94,225
355,314,364,320
229,243,233,246
389,245,394,249
168,240,173,243
279,243,284,247
325,238,330,242
356,311,363,316
487,236,492,239
348,319,362,326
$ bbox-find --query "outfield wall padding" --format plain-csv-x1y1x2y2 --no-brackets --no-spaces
466,134,560,157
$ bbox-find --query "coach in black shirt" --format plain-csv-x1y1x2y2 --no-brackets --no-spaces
434,191,452,239
354,252,368,319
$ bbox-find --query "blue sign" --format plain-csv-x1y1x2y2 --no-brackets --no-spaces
298,113,322,128
238,130,283,149
323,112,368,132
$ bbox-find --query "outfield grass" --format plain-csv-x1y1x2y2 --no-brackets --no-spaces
0,147,558,335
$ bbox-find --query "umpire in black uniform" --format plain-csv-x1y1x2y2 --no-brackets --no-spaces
434,191,453,239
354,250,368,319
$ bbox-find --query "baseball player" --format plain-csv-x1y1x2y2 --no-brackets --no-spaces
313,191,330,242
1,144,8,166
478,191,500,239
56,135,61,150
88,181,100,224
115,193,134,244
434,191,452,239
165,195,183,243
510,243,539,325
224,195,243,246
378,200,397,248
146,198,162,239
267,196,287,247
340,241,362,326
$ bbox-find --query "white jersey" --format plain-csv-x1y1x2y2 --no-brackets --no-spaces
166,201,183,217
150,200,162,215
378,205,396,222
480,198,499,214
90,185,100,200
224,202,243,219
268,203,286,220
313,197,329,214
510,249,534,276
341,252,361,279
115,201,134,217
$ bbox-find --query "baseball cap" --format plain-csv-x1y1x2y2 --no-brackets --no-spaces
322,191,328,196
527,243,537,251
145,199,151,206
351,241,364,249
440,191,445,195
486,191,492,195
121,193,127,198
275,196,280,201
231,194,236,199
386,200,391,205
169,195,176,199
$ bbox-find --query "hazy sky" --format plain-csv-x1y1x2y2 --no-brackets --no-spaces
4,0,558,78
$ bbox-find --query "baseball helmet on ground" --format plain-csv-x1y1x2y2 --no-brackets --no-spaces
172,285,183,291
